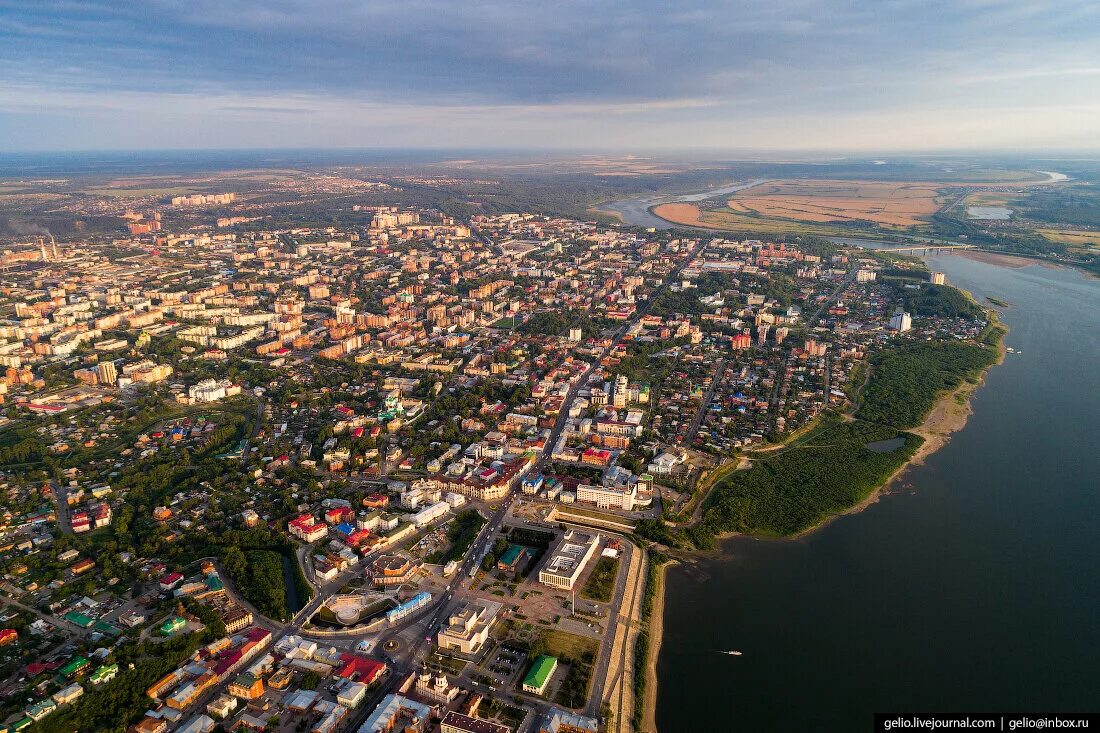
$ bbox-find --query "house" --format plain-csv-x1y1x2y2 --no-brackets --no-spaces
159,571,184,591
228,673,264,700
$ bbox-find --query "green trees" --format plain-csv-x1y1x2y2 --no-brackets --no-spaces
429,509,486,564
238,550,289,620
580,557,619,602
517,309,609,337
697,419,921,538
857,340,998,429
899,283,985,320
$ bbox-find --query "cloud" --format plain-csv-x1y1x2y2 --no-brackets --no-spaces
0,0,1099,150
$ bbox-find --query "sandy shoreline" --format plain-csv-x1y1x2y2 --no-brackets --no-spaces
955,249,1063,270
589,207,625,223
641,558,671,733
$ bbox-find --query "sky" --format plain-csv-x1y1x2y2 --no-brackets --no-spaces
1,0,1099,152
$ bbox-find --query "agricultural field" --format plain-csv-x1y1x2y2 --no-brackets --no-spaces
1036,228,1100,252
963,190,1025,208
652,179,957,234
724,180,946,228
651,200,883,237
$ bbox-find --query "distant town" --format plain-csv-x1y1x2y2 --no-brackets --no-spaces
0,175,996,733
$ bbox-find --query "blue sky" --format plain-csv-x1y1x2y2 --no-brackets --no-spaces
1,0,1099,151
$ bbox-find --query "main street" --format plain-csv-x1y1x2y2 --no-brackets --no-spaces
684,358,727,447
539,237,708,469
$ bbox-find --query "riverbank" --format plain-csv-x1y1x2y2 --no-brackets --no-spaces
640,557,670,733
790,321,1006,538
654,252,1100,731
640,323,1007,731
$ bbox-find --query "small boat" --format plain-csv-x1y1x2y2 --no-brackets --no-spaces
722,650,743,656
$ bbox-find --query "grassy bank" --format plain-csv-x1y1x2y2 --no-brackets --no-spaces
687,329,1003,544
632,551,667,732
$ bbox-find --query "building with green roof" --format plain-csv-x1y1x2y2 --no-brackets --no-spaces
522,654,557,696
63,611,94,628
160,616,186,635
496,544,529,572
90,663,118,685
93,620,122,636
59,657,90,679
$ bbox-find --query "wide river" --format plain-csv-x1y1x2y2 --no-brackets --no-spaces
654,252,1100,730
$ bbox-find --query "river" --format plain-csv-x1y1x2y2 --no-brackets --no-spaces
654,253,1100,730
595,180,769,229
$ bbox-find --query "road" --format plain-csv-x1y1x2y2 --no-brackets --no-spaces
239,396,266,455
805,262,858,328
684,359,726,447
767,263,857,433
0,593,90,637
539,238,708,469
49,480,73,535
583,537,641,719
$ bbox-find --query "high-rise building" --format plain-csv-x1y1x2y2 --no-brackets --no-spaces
96,361,117,385
612,374,629,407
890,311,912,332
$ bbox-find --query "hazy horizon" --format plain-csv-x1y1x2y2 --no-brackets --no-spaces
2,1,1100,153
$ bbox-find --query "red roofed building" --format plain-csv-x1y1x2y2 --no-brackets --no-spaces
337,654,386,685
347,529,372,548
245,627,270,643
160,571,184,590
288,514,328,542
325,506,354,525
362,493,389,509
581,448,612,467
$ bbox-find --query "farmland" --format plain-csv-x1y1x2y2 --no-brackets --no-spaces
651,179,953,234
1037,228,1100,251
724,180,945,228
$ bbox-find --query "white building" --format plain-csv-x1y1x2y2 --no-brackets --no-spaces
188,378,241,403
576,482,638,511
410,501,449,528
539,530,600,590
436,600,501,654
889,311,913,332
